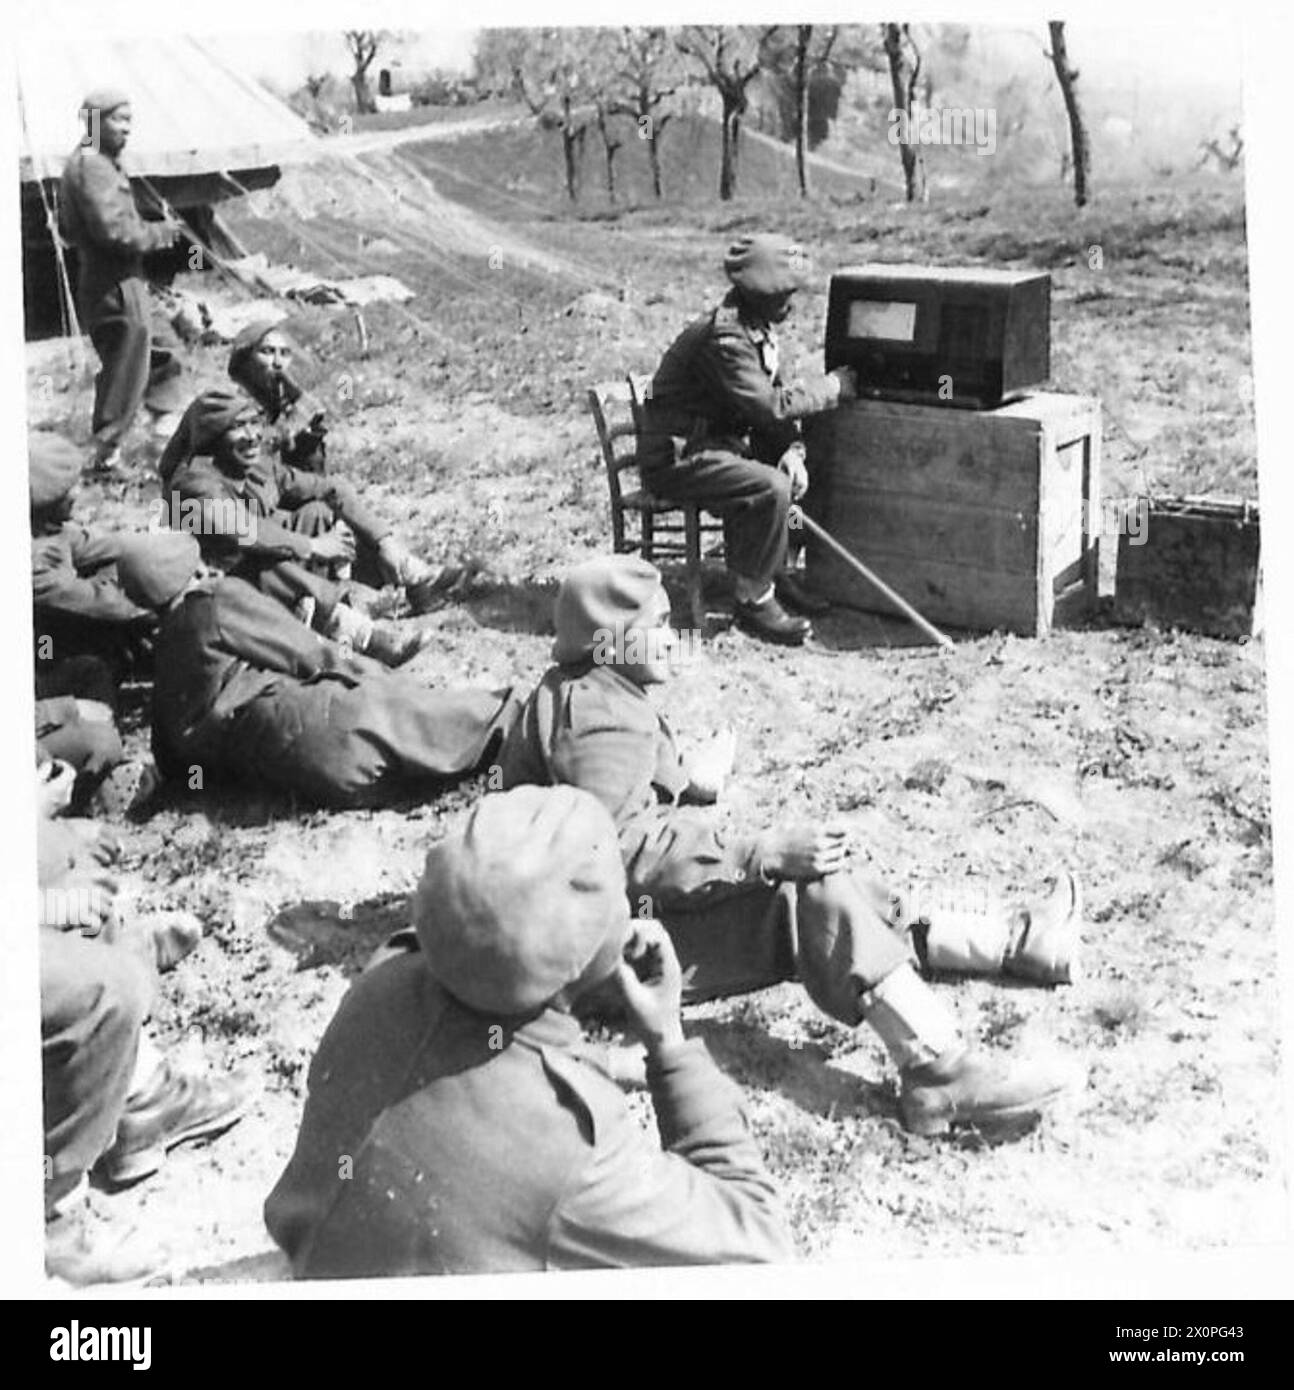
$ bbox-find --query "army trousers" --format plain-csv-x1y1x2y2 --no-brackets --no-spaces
209,675,520,809
642,448,791,592
657,871,913,1028
41,928,153,1212
84,278,186,456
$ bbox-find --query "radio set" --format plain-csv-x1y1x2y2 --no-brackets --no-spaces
824,264,1052,410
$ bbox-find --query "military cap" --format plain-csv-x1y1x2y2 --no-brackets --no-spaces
29,433,84,511
723,233,813,296
81,88,131,116
413,786,630,1016
553,555,666,665
115,533,202,609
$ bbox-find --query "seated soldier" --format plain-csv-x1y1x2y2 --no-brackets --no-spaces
115,533,519,809
42,926,246,1285
225,319,329,474
265,785,795,1276
159,389,436,665
161,375,467,617
638,232,856,647
38,790,244,1284
30,432,155,685
498,555,1084,1139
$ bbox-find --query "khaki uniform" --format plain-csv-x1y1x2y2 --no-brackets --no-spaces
640,292,841,589
59,144,185,454
149,573,516,807
498,664,912,1024
265,940,793,1276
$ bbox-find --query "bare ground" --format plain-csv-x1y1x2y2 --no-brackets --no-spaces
24,144,1281,1282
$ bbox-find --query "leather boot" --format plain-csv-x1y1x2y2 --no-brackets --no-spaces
45,1198,168,1287
95,1059,248,1189
362,622,429,668
733,593,811,646
861,964,1081,1138
899,1046,1084,1137
775,569,831,616
902,871,1081,986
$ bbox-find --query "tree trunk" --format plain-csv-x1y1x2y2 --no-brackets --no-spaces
597,109,620,205
795,26,812,197
351,73,374,115
719,94,739,200
648,133,664,199
883,23,925,204
1048,21,1090,207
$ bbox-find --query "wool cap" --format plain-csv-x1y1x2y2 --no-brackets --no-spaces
227,318,287,380
413,786,629,1016
723,233,813,296
81,88,131,116
186,388,263,455
552,555,666,665
115,533,202,609
29,433,84,511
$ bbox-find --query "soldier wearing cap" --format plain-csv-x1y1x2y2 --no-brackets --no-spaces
638,232,856,646
265,785,794,1276
113,533,518,808
30,432,157,683
498,555,1085,1139
161,386,463,634
59,89,187,471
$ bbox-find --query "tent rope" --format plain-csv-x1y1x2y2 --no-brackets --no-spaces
17,91,90,377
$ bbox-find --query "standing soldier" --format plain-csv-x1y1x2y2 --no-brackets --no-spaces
638,233,856,646
60,88,187,472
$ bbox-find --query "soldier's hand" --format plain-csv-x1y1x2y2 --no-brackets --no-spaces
830,367,858,403
310,529,356,565
759,823,854,881
776,442,810,501
615,918,685,1052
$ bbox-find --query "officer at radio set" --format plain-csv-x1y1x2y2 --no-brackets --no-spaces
638,233,857,645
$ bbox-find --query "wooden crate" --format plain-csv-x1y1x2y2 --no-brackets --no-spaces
804,392,1101,636
1114,497,1261,639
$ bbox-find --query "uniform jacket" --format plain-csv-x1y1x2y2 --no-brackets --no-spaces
264,941,793,1276
499,663,763,909
150,574,380,767
165,454,389,567
59,144,172,313
31,525,150,626
640,290,840,470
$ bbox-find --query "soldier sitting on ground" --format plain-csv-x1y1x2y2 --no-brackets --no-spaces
161,377,472,622
498,555,1085,1140
265,786,795,1276
114,533,518,809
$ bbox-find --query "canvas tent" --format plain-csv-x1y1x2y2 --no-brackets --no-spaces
16,34,320,334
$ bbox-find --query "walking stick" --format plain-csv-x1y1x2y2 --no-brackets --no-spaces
795,509,956,650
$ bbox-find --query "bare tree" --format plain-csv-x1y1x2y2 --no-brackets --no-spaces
1199,124,1244,172
609,27,682,200
477,28,597,203
882,22,927,203
677,25,781,200
344,30,385,115
1046,21,1090,207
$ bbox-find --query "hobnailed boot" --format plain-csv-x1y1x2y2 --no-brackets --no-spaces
899,1047,1084,1138
861,963,1082,1138
95,1058,249,1189
900,871,1082,986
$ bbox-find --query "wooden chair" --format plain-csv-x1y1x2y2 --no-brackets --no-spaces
587,373,724,630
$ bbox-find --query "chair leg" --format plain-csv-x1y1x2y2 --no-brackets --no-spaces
641,513,655,564
684,506,704,632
